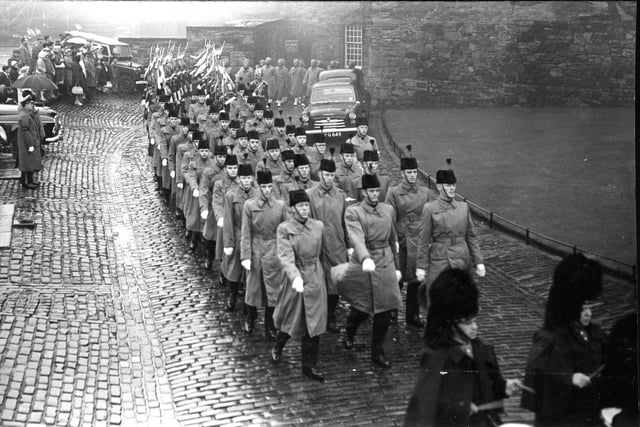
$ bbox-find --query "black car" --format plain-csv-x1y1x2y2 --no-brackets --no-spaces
300,69,371,141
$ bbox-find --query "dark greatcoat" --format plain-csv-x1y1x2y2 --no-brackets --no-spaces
274,217,327,338
198,161,226,240
385,180,435,281
222,185,259,282
168,133,187,200
351,173,389,203
346,134,378,163
240,194,288,307
334,161,363,207
289,65,305,98
405,341,509,427
272,170,295,203
336,201,401,315
174,139,193,210
212,175,239,265
159,125,178,190
17,108,44,172
182,154,213,231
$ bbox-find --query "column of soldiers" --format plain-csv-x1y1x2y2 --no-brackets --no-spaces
142,87,488,383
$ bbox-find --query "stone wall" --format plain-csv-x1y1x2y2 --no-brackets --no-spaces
362,1,636,106
185,26,256,71
118,37,188,66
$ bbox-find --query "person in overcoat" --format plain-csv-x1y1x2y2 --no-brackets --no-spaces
521,253,607,427
346,117,379,163
273,58,289,106
302,59,321,100
71,53,86,106
222,163,258,311
272,149,296,202
182,132,213,251
158,109,180,201
271,190,327,382
334,142,363,207
284,154,318,195
173,124,195,222
240,166,288,338
416,159,485,295
63,48,74,96
256,138,283,177
307,155,349,333
335,174,402,368
350,150,389,203
168,118,190,215
289,58,306,106
404,268,522,427
16,91,44,189
212,155,239,284
385,145,434,327
198,144,229,270
308,133,330,180
84,51,96,101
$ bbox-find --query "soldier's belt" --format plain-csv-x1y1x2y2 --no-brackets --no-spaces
254,233,276,241
434,235,464,244
366,241,388,250
295,257,317,267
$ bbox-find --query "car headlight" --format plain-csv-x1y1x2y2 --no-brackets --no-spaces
301,114,309,123
348,112,356,120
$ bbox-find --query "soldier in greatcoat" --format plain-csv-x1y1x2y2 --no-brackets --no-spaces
232,129,249,158
222,163,258,311
308,133,330,180
168,117,190,214
294,127,314,158
240,166,288,339
264,115,287,151
244,130,265,171
346,116,379,162
158,108,180,202
416,159,485,294
334,142,363,207
335,174,402,369
174,125,197,224
223,117,241,155
285,154,318,194
302,59,321,101
212,155,239,285
273,58,289,107
272,149,296,202
350,150,389,203
182,132,213,251
255,138,283,177
283,119,298,151
235,59,254,86
16,91,44,189
262,57,276,103
198,144,229,270
202,104,222,149
385,146,435,327
188,89,208,125
307,156,349,333
289,58,306,106
271,190,327,382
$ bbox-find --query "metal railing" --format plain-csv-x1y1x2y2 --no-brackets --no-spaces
378,109,636,282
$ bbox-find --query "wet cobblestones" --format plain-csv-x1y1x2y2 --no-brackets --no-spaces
0,94,634,426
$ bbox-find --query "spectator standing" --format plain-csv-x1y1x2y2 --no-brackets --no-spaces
289,58,305,106
71,52,86,105
16,91,44,189
273,58,289,107
18,37,31,68
84,49,97,101
302,59,321,101
111,58,119,94
62,48,74,96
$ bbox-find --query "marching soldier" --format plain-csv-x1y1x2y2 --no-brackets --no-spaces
271,190,327,382
223,116,241,155
239,96,257,127
350,150,389,203
232,128,249,158
245,130,265,170
289,58,305,106
416,159,486,294
273,58,289,107
240,165,288,338
294,127,313,158
202,103,222,149
235,58,254,86
182,132,213,251
222,163,258,311
256,138,284,177
335,174,402,369
307,155,349,333
270,114,288,149
272,149,296,202
385,145,434,327
188,89,208,125
308,133,329,180
217,110,231,147
159,108,180,202
258,109,275,140
334,142,363,206
285,154,318,194
212,155,239,286
174,126,197,223
168,117,191,214
283,120,299,152
346,116,379,162
199,144,229,270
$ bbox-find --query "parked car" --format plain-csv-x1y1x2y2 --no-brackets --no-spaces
0,102,63,152
299,69,371,141
64,30,147,94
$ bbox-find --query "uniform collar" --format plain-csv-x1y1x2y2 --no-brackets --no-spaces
438,195,457,208
401,180,418,193
361,200,380,214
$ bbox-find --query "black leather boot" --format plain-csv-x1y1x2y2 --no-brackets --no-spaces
264,306,277,340
204,239,215,270
405,281,425,327
326,294,340,333
225,281,239,311
271,331,290,363
371,311,392,368
343,307,367,350
244,305,257,334
301,334,324,382
301,366,325,382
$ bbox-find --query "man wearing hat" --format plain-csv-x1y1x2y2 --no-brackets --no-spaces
188,89,208,125
168,117,191,214
257,138,284,177
239,96,258,127
245,102,265,132
202,104,222,147
159,108,181,202
240,166,288,337
173,124,197,222
307,152,349,333
182,132,213,251
283,118,298,151
212,155,240,283
232,128,250,158
257,108,274,137
244,130,265,171
334,142,363,206
198,144,229,270
149,101,170,187
222,163,258,311
293,126,313,158
272,189,327,382
351,150,389,203
335,174,402,368
302,59,321,101
416,159,485,291
385,145,434,327
235,58,254,87
286,154,318,194
16,91,44,189
308,133,330,180
272,149,297,202
273,58,289,107
346,116,378,163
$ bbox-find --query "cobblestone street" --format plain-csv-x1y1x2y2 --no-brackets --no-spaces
0,95,635,426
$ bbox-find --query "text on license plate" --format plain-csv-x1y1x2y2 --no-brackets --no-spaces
326,132,342,137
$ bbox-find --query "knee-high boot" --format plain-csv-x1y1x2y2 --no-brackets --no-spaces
204,239,215,270
343,307,368,349
264,306,277,340
405,281,425,327
244,304,257,333
371,311,392,368
326,294,340,333
301,333,324,382
225,281,239,311
271,331,290,363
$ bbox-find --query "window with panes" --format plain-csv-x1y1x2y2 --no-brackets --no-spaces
344,24,363,69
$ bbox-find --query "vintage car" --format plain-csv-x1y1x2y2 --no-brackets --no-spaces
64,30,147,93
0,102,63,149
300,69,371,140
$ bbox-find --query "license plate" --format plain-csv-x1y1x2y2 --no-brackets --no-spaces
326,132,342,137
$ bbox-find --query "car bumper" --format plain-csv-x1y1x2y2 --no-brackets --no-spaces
305,127,357,135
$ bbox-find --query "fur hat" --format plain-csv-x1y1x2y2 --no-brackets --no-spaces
313,133,326,144
257,160,272,184
436,158,456,184
196,136,210,150
544,253,603,329
361,174,381,190
285,116,296,134
274,117,285,127
265,138,280,151
423,269,479,348
356,116,368,126
295,127,306,137
224,155,238,166
281,149,295,161
238,163,253,176
247,96,258,104
255,103,264,111
362,150,379,162
219,111,230,121
191,130,203,142
263,109,274,119
180,117,190,127
289,189,310,207
213,144,227,156
247,130,260,141
235,128,247,139
294,154,310,167
401,144,418,170
340,142,355,154
229,119,241,129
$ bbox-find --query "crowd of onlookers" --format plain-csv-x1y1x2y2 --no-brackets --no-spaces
1,33,117,106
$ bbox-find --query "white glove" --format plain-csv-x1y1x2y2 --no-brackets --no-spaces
362,258,376,272
162,158,168,166
192,189,199,197
347,248,354,257
177,183,183,189
241,259,251,271
292,276,304,293
201,210,208,220
416,268,426,282
223,247,233,256
475,264,486,277
395,241,399,252
345,197,356,202
28,146,35,153
150,137,155,145
170,170,175,179
572,373,591,389
505,379,524,397
395,270,402,282
217,218,223,227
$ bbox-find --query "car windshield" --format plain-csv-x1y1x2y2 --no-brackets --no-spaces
310,86,356,103
112,45,132,58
